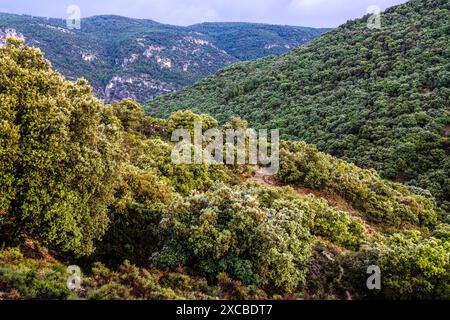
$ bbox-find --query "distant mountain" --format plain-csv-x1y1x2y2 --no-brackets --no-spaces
189,22,330,61
0,13,328,103
149,0,450,212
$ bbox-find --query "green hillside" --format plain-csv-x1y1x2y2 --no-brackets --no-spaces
0,13,327,103
1,39,449,300
189,22,330,61
149,0,450,214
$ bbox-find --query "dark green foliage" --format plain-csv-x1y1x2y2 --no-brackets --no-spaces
150,0,450,212
84,261,215,300
92,166,173,266
0,248,74,300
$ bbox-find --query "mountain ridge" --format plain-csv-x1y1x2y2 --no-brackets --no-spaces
0,12,329,103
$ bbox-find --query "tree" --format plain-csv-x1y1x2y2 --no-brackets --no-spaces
110,98,145,132
0,39,119,255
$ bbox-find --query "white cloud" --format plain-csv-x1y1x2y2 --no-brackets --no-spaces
0,0,409,27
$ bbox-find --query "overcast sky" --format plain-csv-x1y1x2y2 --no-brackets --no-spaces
0,0,408,27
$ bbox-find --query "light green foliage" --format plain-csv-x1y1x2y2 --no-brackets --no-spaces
150,0,450,213
256,186,365,249
111,98,146,132
0,248,74,300
0,39,119,255
379,233,450,299
167,110,219,133
278,141,438,228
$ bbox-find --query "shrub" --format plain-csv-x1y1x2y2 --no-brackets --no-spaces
110,98,145,132
84,261,213,300
167,110,218,134
256,186,365,249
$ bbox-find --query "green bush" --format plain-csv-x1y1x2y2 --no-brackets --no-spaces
256,186,365,249
84,261,214,300
338,232,450,300
0,39,120,255
278,141,438,228
110,98,146,132
151,183,313,293
167,110,218,134
0,248,73,300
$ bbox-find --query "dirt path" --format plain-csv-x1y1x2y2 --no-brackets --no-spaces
250,166,380,236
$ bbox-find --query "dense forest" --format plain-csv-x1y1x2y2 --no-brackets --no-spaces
0,38,449,300
149,0,450,217
189,22,330,61
0,13,328,103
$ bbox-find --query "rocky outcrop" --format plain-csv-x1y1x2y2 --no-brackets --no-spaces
0,28,24,47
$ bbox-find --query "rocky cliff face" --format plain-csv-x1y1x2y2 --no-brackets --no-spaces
0,13,328,103
98,33,238,102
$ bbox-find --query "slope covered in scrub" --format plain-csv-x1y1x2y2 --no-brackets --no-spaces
0,39,449,300
149,0,450,214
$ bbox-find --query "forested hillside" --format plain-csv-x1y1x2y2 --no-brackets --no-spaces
150,0,450,215
189,22,330,61
0,13,327,103
1,39,449,300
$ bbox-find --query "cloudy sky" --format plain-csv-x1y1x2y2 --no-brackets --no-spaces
0,0,408,27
